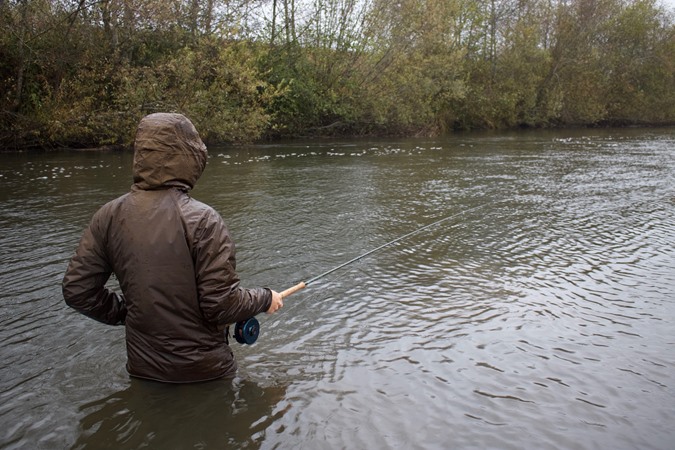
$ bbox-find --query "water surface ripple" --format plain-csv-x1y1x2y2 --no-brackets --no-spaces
1,129,673,449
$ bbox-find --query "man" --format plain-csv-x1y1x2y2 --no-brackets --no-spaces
63,113,283,383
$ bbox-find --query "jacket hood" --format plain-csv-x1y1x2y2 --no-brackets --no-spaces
133,113,208,190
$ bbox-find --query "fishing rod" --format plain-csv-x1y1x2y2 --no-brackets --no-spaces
279,202,490,299
234,203,489,345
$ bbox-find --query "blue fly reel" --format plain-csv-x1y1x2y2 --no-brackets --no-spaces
234,317,260,345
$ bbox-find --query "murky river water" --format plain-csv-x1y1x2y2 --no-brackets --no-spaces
1,128,674,449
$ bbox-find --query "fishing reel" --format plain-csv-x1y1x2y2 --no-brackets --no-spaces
233,317,260,345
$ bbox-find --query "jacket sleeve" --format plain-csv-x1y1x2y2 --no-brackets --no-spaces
192,208,272,328
62,210,127,326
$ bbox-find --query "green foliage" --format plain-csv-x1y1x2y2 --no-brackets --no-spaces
259,46,327,136
173,40,276,143
602,0,675,124
0,0,674,149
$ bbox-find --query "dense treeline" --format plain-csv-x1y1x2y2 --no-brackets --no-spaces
1,0,674,149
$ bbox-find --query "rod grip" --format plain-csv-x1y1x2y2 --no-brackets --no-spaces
280,282,306,298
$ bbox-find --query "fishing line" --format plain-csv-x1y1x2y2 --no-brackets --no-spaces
234,202,491,345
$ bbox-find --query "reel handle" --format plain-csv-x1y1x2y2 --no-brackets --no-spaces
280,281,306,298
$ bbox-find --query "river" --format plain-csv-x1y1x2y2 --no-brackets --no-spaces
1,128,674,449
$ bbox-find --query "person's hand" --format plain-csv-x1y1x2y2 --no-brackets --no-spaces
266,290,283,314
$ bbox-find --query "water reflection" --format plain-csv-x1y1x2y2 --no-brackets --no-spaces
71,377,288,450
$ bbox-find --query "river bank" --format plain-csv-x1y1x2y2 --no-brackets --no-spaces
3,122,674,153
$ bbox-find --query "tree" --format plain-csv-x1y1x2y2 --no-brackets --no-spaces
602,0,675,123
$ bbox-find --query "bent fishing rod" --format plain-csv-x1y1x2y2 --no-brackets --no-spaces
234,202,489,344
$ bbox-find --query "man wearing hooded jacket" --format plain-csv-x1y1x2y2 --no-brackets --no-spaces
62,113,283,383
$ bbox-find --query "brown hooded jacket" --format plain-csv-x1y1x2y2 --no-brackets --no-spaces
62,113,272,382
